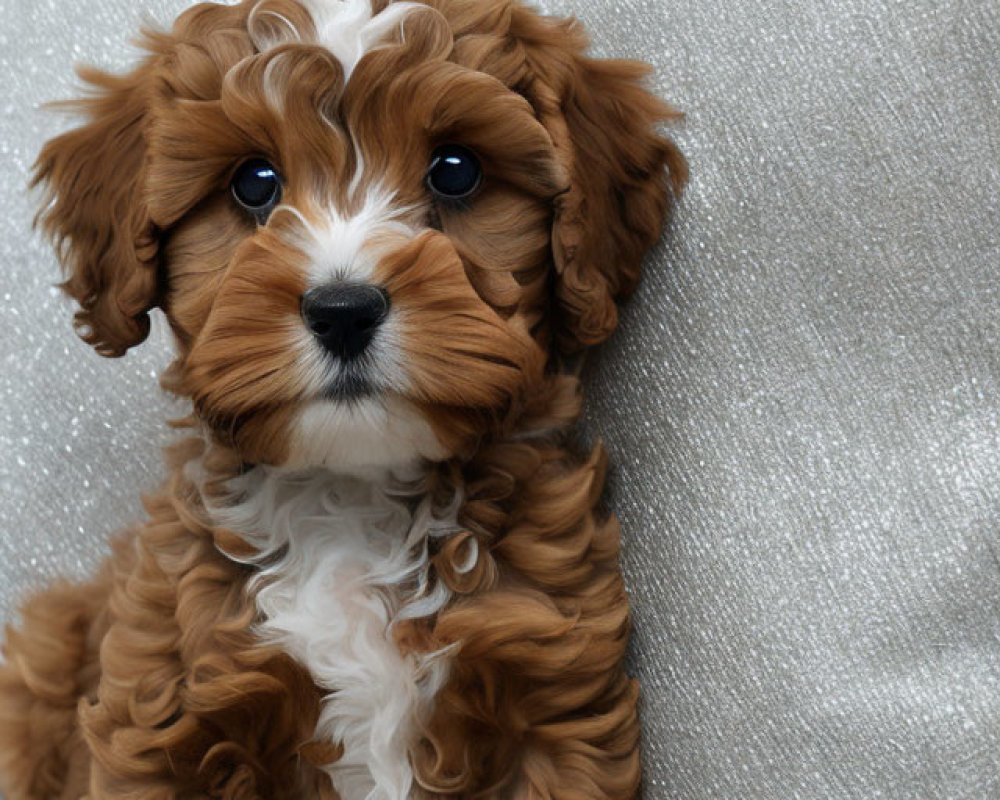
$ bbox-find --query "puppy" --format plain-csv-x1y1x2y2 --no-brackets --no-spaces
0,0,685,797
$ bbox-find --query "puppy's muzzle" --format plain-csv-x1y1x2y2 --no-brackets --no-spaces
301,283,390,361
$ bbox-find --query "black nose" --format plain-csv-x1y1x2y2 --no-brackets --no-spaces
301,283,390,360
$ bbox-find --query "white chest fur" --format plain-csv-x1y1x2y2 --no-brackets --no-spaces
205,467,457,800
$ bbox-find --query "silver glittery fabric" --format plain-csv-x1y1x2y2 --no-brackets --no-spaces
2,0,999,797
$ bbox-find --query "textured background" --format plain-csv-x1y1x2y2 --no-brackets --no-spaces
2,0,1000,797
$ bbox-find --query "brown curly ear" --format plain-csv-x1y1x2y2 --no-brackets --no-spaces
32,59,162,357
511,8,688,351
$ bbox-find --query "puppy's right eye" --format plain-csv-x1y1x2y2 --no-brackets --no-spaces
231,159,282,217
427,145,482,201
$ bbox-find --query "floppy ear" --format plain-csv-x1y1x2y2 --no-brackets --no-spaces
511,9,688,351
32,59,162,358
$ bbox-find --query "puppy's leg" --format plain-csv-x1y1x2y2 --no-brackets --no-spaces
424,444,643,799
0,561,117,800
427,582,641,800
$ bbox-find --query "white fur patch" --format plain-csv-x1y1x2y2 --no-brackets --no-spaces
290,396,446,475
206,466,458,800
276,186,414,286
299,0,424,80
252,0,425,80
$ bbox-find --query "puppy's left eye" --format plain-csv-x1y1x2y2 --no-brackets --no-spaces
427,145,482,200
231,159,282,217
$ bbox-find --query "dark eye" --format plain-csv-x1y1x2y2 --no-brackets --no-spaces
426,145,482,200
231,159,281,216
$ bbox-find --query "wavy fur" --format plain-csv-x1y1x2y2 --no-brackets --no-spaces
2,0,685,797
204,466,460,799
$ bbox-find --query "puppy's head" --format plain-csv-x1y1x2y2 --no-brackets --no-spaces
34,0,685,473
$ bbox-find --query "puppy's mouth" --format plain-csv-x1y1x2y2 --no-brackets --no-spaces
320,363,379,403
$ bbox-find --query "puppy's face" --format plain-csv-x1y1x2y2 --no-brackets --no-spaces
35,0,685,473
158,0,563,470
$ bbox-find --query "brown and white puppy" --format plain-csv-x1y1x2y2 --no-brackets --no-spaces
0,0,686,797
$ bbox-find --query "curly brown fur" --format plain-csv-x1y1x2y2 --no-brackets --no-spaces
2,441,334,799
421,437,641,798
1,0,684,797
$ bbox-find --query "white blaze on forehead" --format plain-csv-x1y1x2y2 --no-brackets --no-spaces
293,0,424,79
249,0,428,106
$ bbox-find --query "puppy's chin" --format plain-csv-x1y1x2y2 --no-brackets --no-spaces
283,395,447,479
